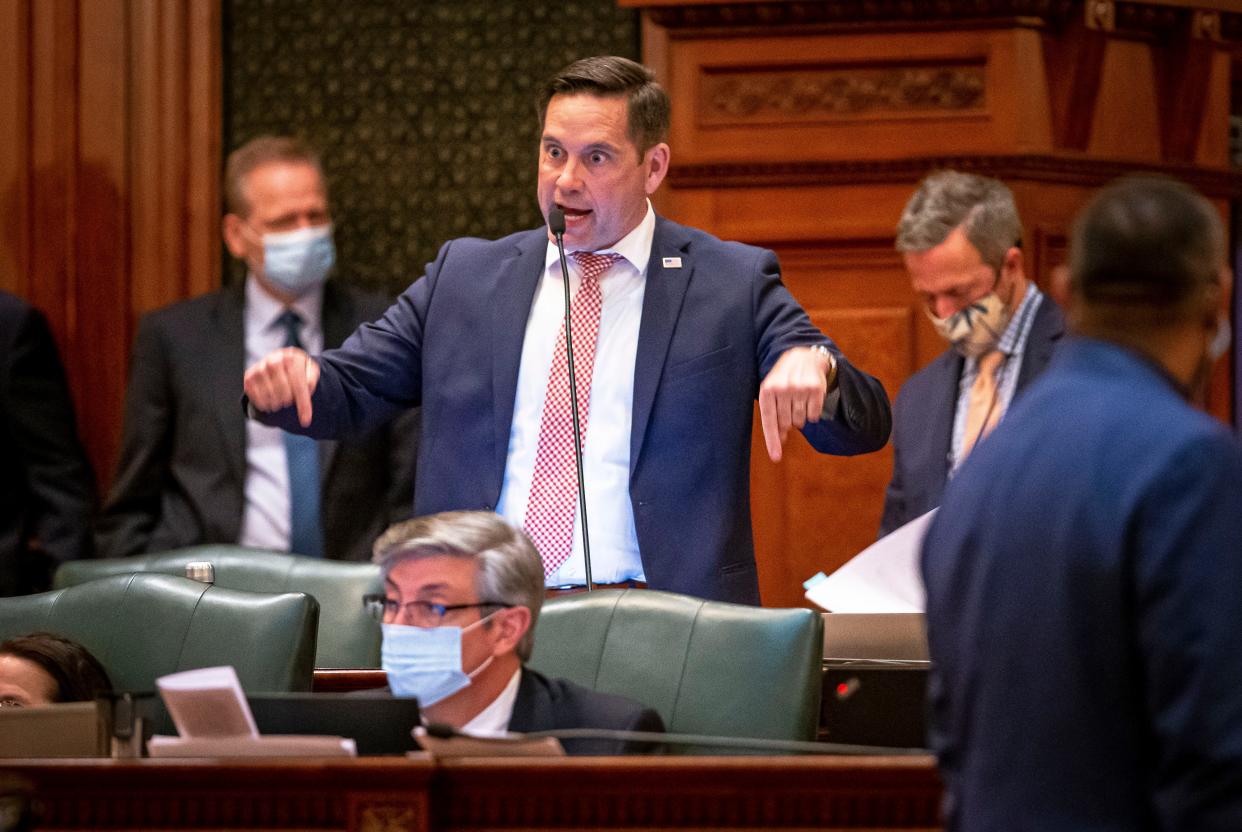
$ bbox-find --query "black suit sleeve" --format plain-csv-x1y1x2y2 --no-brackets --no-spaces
2,303,95,578
96,314,174,557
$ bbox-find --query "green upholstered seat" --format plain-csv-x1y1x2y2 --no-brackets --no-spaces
55,546,382,668
0,573,317,693
527,589,824,753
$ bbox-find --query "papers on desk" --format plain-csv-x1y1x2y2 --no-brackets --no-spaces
413,727,565,758
148,665,356,758
804,509,936,613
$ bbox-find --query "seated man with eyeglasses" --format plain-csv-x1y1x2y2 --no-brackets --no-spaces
362,510,663,754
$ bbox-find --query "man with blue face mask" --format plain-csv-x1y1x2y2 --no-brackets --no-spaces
367,510,664,753
97,136,417,561
878,171,1066,537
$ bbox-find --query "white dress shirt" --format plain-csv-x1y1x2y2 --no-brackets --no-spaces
460,668,523,736
496,203,655,586
239,275,324,551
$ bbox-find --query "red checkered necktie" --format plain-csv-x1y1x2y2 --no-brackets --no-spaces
525,251,622,575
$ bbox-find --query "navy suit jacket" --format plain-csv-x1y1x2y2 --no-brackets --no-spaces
98,281,417,561
509,668,664,755
261,217,891,603
879,297,1064,536
922,338,1242,831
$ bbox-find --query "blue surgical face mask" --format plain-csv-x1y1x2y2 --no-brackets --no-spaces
381,617,494,706
256,224,335,296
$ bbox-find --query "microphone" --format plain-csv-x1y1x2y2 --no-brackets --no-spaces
547,207,594,591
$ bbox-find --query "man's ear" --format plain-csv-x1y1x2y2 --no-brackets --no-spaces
487,605,531,656
222,214,248,259
643,142,670,196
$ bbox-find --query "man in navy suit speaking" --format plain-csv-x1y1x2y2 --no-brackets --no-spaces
244,56,891,604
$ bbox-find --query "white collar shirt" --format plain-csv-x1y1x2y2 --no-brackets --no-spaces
460,668,523,736
495,202,655,586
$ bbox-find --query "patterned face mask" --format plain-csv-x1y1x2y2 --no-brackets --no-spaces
925,272,1014,358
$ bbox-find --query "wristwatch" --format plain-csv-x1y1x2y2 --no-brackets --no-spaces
811,344,838,391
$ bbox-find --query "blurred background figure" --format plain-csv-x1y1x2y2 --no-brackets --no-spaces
0,632,112,707
881,171,1064,537
97,136,417,561
0,291,96,596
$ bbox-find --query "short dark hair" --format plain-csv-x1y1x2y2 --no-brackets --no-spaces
0,632,112,703
537,56,670,153
224,135,324,218
1070,175,1224,317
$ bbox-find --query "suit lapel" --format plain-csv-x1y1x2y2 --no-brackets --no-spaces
630,218,693,475
928,350,963,488
505,668,547,733
1016,297,1065,391
317,283,354,479
210,285,248,489
491,232,548,488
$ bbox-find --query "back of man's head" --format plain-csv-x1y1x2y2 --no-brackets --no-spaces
896,170,1022,269
372,512,544,660
537,55,670,153
224,135,324,218
1070,175,1225,323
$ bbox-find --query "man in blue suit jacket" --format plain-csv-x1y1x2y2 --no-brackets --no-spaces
243,56,891,604
880,172,1064,537
922,176,1242,831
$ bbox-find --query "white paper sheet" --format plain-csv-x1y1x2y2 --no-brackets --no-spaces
156,665,258,738
804,509,936,613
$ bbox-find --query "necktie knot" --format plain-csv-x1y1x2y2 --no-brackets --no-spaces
276,310,304,350
570,252,622,283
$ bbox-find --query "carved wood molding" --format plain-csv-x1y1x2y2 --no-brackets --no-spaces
700,62,986,125
640,0,1242,45
667,155,1242,197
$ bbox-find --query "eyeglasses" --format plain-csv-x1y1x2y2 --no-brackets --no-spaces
362,594,510,627
0,697,26,709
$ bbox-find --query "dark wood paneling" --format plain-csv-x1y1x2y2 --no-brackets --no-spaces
0,0,220,491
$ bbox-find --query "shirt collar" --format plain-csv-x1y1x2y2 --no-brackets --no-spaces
460,668,523,736
245,273,324,335
543,200,656,276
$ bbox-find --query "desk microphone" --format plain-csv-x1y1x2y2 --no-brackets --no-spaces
547,207,594,591
424,721,927,756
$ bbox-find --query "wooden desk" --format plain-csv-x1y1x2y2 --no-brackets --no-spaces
3,755,941,831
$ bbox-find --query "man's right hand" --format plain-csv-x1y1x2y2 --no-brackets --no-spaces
243,347,321,427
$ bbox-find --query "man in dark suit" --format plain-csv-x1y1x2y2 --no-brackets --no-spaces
243,57,891,603
879,171,1065,536
0,291,96,595
98,137,415,561
371,510,663,754
922,176,1242,831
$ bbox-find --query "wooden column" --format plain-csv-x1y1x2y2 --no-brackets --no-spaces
0,0,221,491
624,0,1242,606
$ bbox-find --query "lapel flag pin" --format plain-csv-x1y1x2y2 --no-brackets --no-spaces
662,257,682,268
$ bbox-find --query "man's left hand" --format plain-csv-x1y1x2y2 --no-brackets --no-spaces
759,346,834,463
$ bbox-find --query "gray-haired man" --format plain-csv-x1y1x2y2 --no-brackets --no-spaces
367,510,663,753
879,171,1066,536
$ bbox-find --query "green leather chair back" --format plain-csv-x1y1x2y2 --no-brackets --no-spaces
55,546,382,668
528,589,823,752
0,573,318,693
